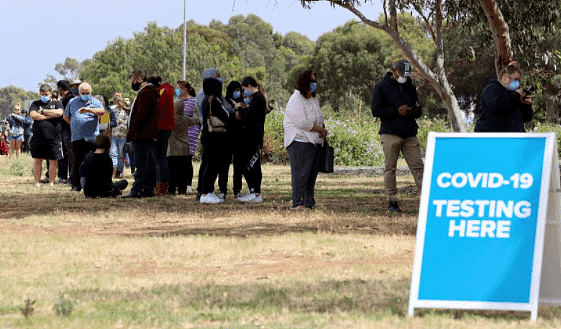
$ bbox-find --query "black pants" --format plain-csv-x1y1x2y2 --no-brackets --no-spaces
218,135,234,195
168,156,190,195
58,126,73,181
71,139,96,189
287,141,321,208
123,142,135,173
200,134,231,194
186,155,194,186
232,142,248,194
242,142,262,193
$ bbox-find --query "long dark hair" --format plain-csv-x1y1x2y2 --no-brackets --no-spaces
225,81,243,105
177,80,196,97
241,76,269,109
295,70,316,99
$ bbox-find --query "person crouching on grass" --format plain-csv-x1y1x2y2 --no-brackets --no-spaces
79,135,128,198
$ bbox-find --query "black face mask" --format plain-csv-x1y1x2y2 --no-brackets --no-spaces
131,82,142,92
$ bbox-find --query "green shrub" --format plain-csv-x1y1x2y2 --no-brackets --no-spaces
533,123,561,157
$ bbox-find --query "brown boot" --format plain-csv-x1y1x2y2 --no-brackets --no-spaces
154,182,167,196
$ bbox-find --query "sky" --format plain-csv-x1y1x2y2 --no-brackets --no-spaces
0,0,382,93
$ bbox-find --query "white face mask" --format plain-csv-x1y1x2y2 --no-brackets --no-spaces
397,76,408,84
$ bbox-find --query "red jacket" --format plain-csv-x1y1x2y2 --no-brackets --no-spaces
157,83,175,131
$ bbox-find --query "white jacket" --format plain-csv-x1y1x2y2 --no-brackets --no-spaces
283,90,324,148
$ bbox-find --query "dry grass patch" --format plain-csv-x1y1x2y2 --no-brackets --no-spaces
2,154,560,328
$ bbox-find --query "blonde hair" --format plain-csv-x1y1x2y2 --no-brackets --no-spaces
499,61,522,78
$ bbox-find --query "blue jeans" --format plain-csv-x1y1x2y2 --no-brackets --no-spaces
153,130,171,183
131,140,156,196
110,136,127,172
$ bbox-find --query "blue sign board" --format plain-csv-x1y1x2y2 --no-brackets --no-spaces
409,133,557,320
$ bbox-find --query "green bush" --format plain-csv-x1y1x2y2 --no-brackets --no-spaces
533,123,561,157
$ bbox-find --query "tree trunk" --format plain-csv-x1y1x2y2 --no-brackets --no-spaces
544,81,559,123
332,0,467,132
479,0,513,76
344,91,355,113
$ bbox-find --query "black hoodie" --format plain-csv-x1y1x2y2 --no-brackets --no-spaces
474,79,533,132
371,72,422,138
201,78,232,137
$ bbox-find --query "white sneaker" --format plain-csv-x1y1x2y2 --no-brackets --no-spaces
239,192,263,203
186,186,193,194
218,193,225,200
199,192,224,204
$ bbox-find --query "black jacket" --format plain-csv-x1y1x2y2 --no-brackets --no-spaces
371,72,422,138
80,152,113,198
239,91,267,146
201,78,232,137
474,80,533,132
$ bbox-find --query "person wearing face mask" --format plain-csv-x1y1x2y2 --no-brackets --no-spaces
225,81,248,199
29,84,65,187
371,59,424,213
63,82,106,192
232,77,268,203
284,70,327,210
474,61,533,132
123,69,160,198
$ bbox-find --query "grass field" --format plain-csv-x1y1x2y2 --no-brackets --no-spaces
1,154,561,328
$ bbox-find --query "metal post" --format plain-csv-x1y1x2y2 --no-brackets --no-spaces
182,0,187,80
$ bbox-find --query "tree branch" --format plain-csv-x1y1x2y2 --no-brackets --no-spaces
479,0,513,76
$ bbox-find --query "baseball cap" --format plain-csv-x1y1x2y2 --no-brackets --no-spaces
394,59,411,77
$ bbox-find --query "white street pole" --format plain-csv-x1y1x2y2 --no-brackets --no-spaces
182,0,187,80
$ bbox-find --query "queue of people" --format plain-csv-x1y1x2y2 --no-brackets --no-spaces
1,59,534,211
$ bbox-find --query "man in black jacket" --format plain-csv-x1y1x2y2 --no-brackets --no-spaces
371,59,424,212
474,61,533,132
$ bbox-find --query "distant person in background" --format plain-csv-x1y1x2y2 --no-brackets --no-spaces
57,79,75,184
95,95,116,137
284,70,327,210
64,83,106,192
109,98,129,179
371,59,424,213
6,103,26,160
80,134,128,198
29,84,64,188
21,109,33,153
474,61,533,132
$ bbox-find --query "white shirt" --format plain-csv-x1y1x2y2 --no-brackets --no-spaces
283,90,324,148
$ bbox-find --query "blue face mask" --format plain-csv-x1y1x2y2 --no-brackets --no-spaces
233,91,241,99
508,80,520,91
310,82,318,93
40,95,50,103
244,97,251,105
243,89,253,97
80,94,90,102
175,88,181,97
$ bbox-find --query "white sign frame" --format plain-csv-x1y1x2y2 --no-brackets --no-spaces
408,132,560,321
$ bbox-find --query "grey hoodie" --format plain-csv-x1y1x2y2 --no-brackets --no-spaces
195,68,219,123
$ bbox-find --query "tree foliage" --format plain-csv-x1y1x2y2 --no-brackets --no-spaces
0,86,39,119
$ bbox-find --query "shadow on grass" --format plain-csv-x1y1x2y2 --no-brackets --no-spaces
0,175,419,237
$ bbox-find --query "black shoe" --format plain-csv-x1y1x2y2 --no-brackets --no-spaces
388,201,402,213
71,186,81,192
41,177,50,184
58,178,68,184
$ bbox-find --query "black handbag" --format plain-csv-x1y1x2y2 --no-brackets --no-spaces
318,139,334,173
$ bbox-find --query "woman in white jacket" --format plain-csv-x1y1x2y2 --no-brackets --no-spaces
283,70,328,210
